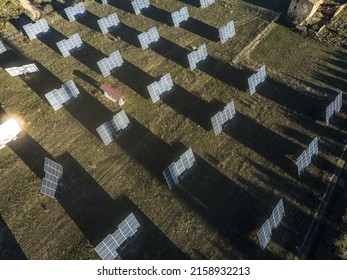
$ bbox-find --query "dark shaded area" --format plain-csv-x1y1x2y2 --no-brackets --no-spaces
151,37,191,68
0,49,30,69
0,216,27,260
258,78,325,120
58,152,187,259
164,85,224,130
112,60,154,99
71,41,106,75
142,5,172,25
174,149,281,259
76,11,101,32
179,0,199,7
9,14,32,33
181,18,219,41
73,70,100,89
242,0,291,12
109,23,141,47
38,27,68,54
108,0,134,13
225,112,300,176
49,0,73,11
198,56,251,91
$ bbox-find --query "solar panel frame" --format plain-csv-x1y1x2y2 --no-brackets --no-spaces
5,63,39,77
64,2,87,22
219,20,236,44
138,26,160,50
131,0,150,15
94,213,141,260
187,44,208,70
98,13,120,34
97,50,124,77
171,6,189,28
23,19,50,40
257,219,272,250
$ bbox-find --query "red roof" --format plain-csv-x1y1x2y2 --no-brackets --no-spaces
100,83,125,100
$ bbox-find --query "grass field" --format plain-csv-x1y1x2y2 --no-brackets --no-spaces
0,0,346,260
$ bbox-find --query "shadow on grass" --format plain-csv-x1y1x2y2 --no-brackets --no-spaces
109,23,141,47
0,216,27,260
142,5,172,25
76,11,101,32
181,18,219,41
108,0,135,13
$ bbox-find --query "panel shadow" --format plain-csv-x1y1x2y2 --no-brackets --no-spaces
224,112,300,176
0,216,27,260
73,69,100,89
109,23,141,47
181,18,219,41
76,11,101,32
142,5,172,25
108,0,135,13
164,85,224,130
38,27,68,54
179,0,199,7
9,14,32,33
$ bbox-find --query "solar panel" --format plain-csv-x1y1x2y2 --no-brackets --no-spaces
41,157,63,199
45,80,80,111
200,0,215,9
94,213,141,260
98,13,120,34
101,0,109,3
5,63,39,77
96,110,131,145
138,26,160,50
163,148,196,189
131,0,150,15
326,92,343,125
269,199,285,229
187,44,208,70
211,101,236,135
297,136,319,177
97,50,124,77
219,20,236,44
171,7,189,28
0,41,6,54
56,33,84,57
22,19,50,40
64,2,87,22
147,73,174,103
247,65,267,95
257,219,272,250
0,119,22,149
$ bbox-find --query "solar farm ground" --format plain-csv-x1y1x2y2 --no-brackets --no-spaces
0,0,346,260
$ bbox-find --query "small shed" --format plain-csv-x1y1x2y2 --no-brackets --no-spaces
100,83,125,106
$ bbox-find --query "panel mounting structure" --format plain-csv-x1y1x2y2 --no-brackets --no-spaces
97,50,124,77
95,213,141,260
257,199,285,250
211,101,236,135
200,0,215,9
147,73,174,103
45,80,80,111
326,91,343,125
64,2,87,22
219,20,236,44
41,157,63,199
131,0,151,15
56,33,84,57
297,136,318,177
96,110,131,145
247,65,266,95
5,63,39,77
97,13,120,34
23,18,50,40
138,26,160,50
163,148,196,189
187,44,208,70
171,7,189,28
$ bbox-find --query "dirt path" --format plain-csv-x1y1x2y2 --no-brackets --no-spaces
19,0,41,21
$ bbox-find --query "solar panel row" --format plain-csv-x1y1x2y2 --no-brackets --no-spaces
94,213,141,260
171,7,189,28
163,148,196,189
326,92,343,125
297,136,318,177
257,199,285,249
97,50,124,77
247,65,266,95
138,26,160,50
45,80,80,111
187,44,208,70
23,19,50,40
211,101,236,135
147,73,174,103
